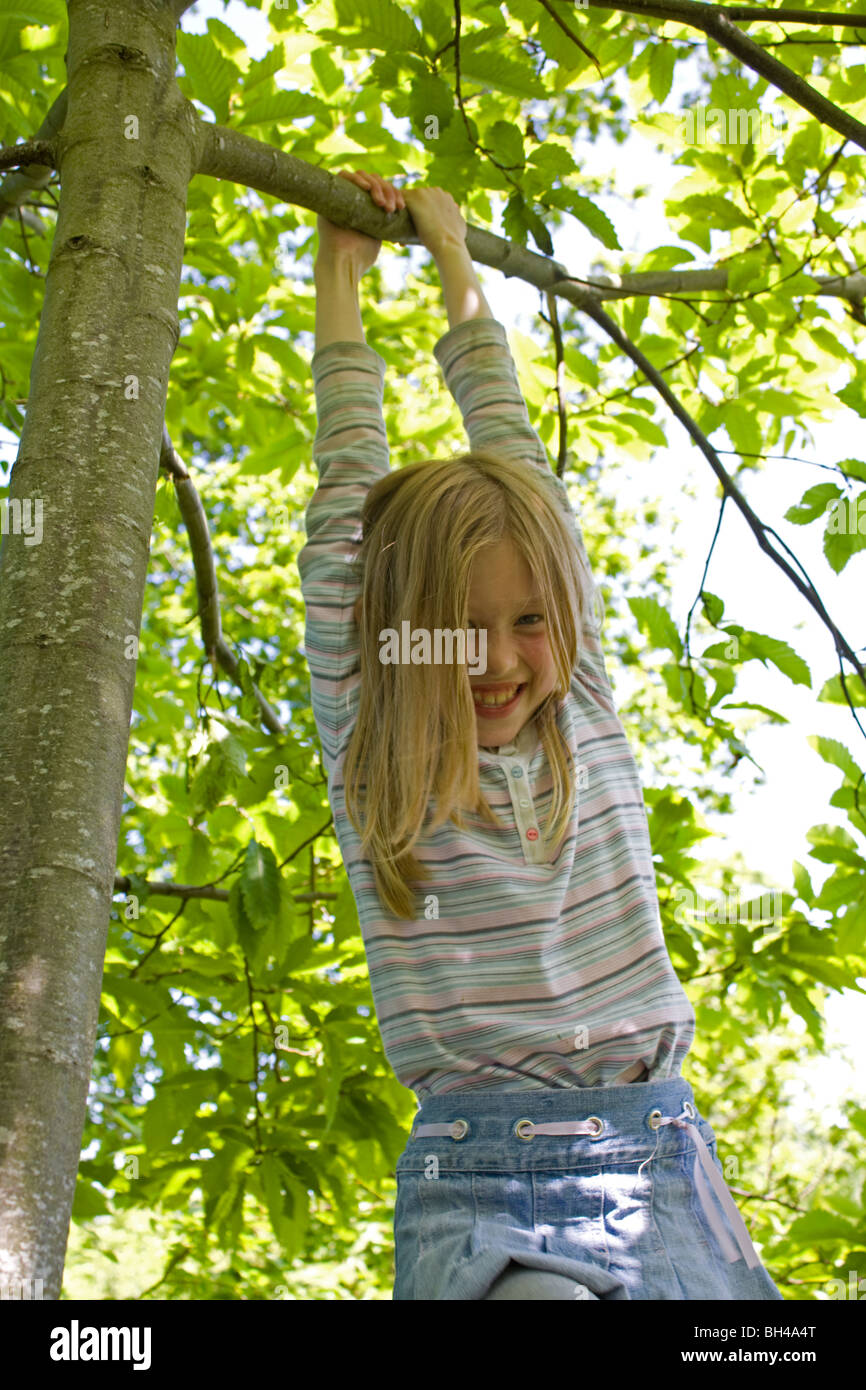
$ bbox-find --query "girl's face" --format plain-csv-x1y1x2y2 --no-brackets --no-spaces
467,538,558,748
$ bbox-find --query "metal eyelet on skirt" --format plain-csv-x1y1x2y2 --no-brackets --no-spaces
450,1119,469,1140
648,1108,663,1130
683,1101,696,1118
514,1116,605,1140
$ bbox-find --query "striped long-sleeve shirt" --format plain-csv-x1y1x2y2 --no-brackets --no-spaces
297,317,695,1099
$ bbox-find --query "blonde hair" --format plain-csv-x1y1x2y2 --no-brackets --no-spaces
343,448,596,920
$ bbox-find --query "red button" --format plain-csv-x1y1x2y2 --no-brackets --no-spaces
526,828,539,841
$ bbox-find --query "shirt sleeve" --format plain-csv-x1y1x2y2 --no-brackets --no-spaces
433,317,616,714
296,340,390,777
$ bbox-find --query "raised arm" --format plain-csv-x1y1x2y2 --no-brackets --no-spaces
406,186,610,695
297,172,400,775
404,185,548,471
403,184,495,330
314,169,405,347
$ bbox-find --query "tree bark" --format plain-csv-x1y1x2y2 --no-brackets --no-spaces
0,0,198,1298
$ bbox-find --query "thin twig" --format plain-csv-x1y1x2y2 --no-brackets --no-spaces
535,0,603,77
543,290,570,478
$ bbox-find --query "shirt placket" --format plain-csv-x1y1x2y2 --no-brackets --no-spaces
495,747,549,865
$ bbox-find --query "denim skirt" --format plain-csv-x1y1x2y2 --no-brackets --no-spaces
392,1076,783,1300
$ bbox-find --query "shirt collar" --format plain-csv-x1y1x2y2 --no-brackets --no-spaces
482,718,540,761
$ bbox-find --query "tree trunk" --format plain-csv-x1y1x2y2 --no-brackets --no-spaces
0,0,197,1298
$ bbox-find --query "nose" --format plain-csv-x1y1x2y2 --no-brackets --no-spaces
480,627,520,680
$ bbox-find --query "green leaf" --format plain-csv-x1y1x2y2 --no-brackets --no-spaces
320,1030,343,1134
310,45,343,96
614,411,667,447
628,596,682,658
502,191,531,248
787,1209,858,1242
806,823,864,866
648,43,676,104
240,839,282,926
792,860,813,905
808,736,862,784
176,31,240,124
726,249,767,295
638,245,696,272
736,630,812,688
523,202,553,256
417,0,453,49
241,43,287,95
206,16,246,57
677,194,753,231
235,89,328,130
72,1179,111,1219
700,591,725,626
310,0,424,54
454,40,546,100
784,482,842,525
719,701,788,724
408,71,454,138
228,878,264,962
835,458,866,484
662,661,705,712
818,674,866,707
545,187,621,250
528,144,577,179
108,1033,140,1091
823,493,866,573
836,379,866,417
257,1153,291,1243
488,120,525,169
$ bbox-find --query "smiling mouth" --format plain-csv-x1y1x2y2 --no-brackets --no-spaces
471,682,526,710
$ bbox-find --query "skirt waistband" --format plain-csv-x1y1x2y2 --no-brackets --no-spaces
398,1077,761,1271
407,1076,692,1134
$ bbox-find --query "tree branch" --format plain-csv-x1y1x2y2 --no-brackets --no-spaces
113,874,337,904
192,120,864,308
585,1,866,29
159,427,286,736
567,267,866,314
0,88,66,229
582,1,866,151
2,109,862,310
0,140,54,174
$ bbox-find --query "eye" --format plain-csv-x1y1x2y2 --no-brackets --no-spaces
517,614,544,626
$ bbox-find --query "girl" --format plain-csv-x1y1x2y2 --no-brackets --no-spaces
298,168,783,1302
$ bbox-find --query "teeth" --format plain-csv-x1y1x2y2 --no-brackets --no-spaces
473,684,520,707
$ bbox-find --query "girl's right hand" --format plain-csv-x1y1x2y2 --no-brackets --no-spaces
316,169,405,275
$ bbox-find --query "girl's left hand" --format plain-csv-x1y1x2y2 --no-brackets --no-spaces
316,169,406,275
